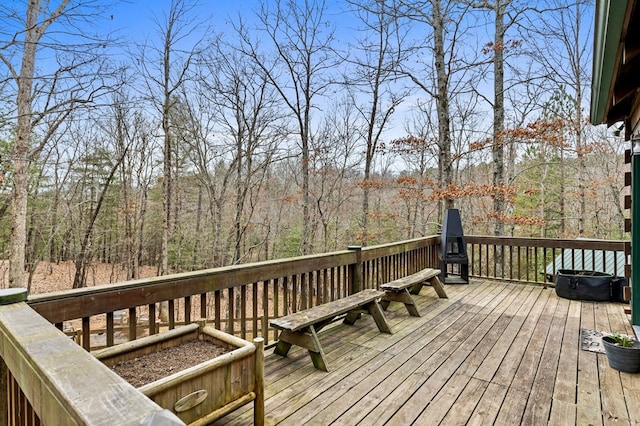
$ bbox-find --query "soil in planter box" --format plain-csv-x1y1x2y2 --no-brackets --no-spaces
110,339,232,387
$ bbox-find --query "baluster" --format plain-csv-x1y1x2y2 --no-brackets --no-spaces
302,273,309,310
330,267,336,301
510,245,515,281
184,295,191,325
227,288,234,334
82,317,90,351
128,307,137,341
542,246,548,283
283,276,289,315
200,293,207,320
526,247,532,282
323,269,329,303
533,246,538,282
214,290,221,329
253,282,259,340
241,284,247,339
470,243,475,277
259,280,266,341
501,243,506,279
148,303,156,335
106,312,115,347
292,275,298,312
168,299,175,329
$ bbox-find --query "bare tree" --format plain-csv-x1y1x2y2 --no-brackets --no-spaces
526,0,592,237
490,0,508,236
235,0,337,255
136,0,205,276
108,89,156,280
309,96,363,251
175,89,231,267
465,0,534,235
22,125,78,291
346,0,409,245
0,0,116,288
71,118,128,289
185,39,285,266
392,102,442,236
396,0,477,222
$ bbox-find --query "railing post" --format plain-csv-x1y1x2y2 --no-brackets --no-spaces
632,140,640,327
253,337,265,426
348,245,363,294
0,288,28,425
0,356,5,425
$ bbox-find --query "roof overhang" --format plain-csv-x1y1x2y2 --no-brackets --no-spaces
590,0,639,126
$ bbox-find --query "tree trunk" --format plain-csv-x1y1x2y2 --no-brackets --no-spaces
559,147,566,235
493,0,506,237
73,152,125,288
161,39,172,278
301,119,311,255
433,0,454,214
573,8,585,238
8,0,73,289
9,2,42,289
193,184,203,268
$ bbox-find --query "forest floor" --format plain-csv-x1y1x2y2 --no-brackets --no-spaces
0,260,159,294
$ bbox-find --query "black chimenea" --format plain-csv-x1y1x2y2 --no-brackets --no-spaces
439,209,469,284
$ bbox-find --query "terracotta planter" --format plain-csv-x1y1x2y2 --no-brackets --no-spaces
602,335,640,373
94,321,264,425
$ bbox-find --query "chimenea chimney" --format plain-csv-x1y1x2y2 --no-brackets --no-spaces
439,209,469,284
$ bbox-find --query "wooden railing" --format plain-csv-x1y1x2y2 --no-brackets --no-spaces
26,236,629,352
465,236,630,286
27,237,441,351
0,235,630,424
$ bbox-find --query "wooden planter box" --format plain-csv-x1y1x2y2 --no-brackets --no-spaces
94,321,264,425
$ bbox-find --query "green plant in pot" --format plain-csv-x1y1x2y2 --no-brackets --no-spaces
602,332,640,373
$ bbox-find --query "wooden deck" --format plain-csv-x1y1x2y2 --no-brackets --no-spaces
213,280,640,425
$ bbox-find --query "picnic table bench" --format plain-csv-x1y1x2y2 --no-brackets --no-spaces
270,289,392,371
380,268,448,317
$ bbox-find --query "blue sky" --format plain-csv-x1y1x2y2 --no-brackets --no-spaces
105,1,254,39
104,0,353,42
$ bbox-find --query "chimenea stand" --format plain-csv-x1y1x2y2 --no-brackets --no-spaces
439,209,469,284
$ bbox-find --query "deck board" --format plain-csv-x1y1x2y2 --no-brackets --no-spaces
213,280,640,426
549,299,580,425
577,302,604,426
521,295,568,424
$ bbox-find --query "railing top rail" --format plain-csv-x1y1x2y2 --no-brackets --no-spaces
360,236,439,260
31,250,356,302
466,235,629,251
28,250,358,322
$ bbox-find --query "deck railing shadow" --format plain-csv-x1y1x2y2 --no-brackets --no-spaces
1,235,629,424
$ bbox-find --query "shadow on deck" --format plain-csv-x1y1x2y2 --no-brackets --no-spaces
214,279,639,425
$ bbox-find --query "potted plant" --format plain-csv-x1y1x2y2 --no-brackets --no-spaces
602,332,640,373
